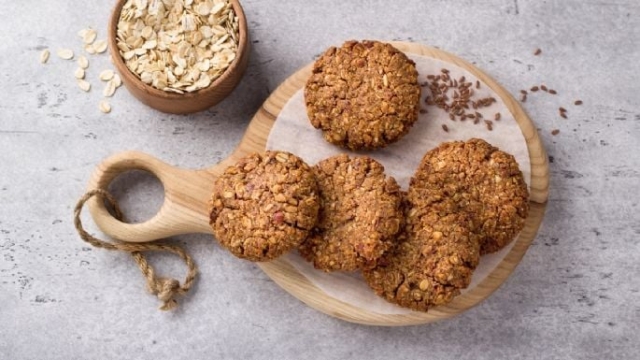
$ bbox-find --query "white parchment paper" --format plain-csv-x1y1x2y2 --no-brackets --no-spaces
266,53,531,315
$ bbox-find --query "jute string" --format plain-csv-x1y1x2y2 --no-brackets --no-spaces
73,189,197,311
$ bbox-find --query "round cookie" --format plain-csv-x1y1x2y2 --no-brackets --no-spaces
304,40,421,150
363,198,480,312
209,151,320,262
298,154,402,272
411,138,530,254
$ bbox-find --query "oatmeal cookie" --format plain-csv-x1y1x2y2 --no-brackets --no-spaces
209,151,320,262
411,138,529,254
304,40,421,150
363,197,480,312
298,155,402,271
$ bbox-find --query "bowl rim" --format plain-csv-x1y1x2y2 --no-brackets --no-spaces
107,0,249,100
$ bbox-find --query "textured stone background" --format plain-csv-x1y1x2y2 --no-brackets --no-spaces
1,1,639,359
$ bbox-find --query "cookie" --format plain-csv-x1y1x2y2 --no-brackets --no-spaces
363,139,529,311
298,155,402,271
209,151,320,262
410,138,530,254
363,198,480,312
304,40,421,150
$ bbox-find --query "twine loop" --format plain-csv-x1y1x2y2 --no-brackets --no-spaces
74,189,197,311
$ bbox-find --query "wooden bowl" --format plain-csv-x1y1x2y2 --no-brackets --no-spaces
107,0,250,114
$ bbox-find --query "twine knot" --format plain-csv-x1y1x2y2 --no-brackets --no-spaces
149,277,183,311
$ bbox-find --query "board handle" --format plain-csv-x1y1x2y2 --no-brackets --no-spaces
86,151,218,242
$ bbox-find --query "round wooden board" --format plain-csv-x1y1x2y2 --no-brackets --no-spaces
87,42,549,326
248,42,549,325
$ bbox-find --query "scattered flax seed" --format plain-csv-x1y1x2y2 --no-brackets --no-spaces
99,100,111,113
540,84,548,92
419,109,428,114
423,68,497,129
476,80,480,89
485,120,494,131
534,48,542,56
57,49,74,60
559,107,567,113
551,129,560,135
495,112,501,121
549,89,557,95
574,100,583,105
530,86,539,92
560,113,568,119
40,50,50,64
520,93,527,102
442,124,449,132
520,90,528,95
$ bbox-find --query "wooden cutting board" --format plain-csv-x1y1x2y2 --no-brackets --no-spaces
87,42,549,326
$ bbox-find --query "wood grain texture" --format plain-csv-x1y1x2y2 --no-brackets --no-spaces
107,0,250,114
87,42,549,325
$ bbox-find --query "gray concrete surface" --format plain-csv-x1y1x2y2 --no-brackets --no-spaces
1,1,639,359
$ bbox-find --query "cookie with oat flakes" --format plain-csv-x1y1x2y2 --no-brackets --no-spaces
298,154,402,272
304,40,421,150
209,151,320,262
363,196,480,312
411,138,529,254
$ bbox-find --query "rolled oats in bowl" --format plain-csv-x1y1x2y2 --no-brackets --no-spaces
116,0,240,94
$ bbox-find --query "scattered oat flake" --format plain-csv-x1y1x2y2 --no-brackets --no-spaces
78,55,89,69
103,80,116,97
84,44,96,55
93,40,108,53
534,48,542,56
574,100,583,105
99,70,114,81
113,74,122,88
77,79,91,92
99,100,111,113
40,50,50,64
74,68,85,79
77,28,88,38
551,129,560,135
83,29,97,44
57,49,74,60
